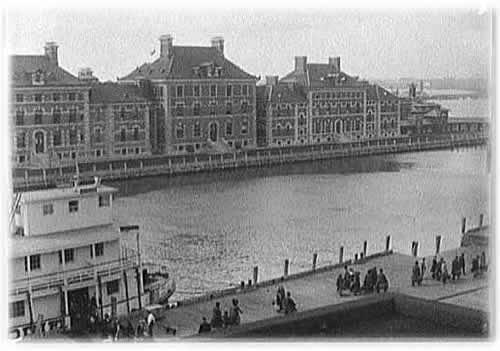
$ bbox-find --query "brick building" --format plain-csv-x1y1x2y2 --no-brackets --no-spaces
256,56,401,147
119,35,258,154
10,43,152,168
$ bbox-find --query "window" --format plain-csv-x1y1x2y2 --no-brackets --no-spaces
53,108,61,124
94,127,102,143
242,85,248,96
16,110,24,126
175,103,184,117
193,102,201,116
133,127,139,140
209,101,216,115
69,108,77,123
59,248,74,264
176,85,184,98
226,85,232,97
53,93,60,101
53,130,62,146
193,122,201,138
34,94,42,102
16,94,24,103
78,93,84,101
98,194,110,207
24,254,41,271
176,123,185,139
35,109,43,124
16,133,26,149
10,301,25,318
194,85,201,97
241,119,248,135
95,243,104,257
120,107,126,120
68,200,79,213
226,101,232,114
69,129,77,145
42,203,54,215
69,93,76,101
241,101,249,113
120,128,126,142
226,121,233,136
106,280,119,295
210,85,217,97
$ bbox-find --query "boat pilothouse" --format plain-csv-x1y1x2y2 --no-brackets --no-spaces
9,177,174,338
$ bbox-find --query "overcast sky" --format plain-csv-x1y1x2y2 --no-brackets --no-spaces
6,8,492,82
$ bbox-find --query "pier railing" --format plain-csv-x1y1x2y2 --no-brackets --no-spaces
12,132,488,191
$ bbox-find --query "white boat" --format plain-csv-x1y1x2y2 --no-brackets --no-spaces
9,177,174,338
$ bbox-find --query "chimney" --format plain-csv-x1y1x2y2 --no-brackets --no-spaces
329,57,341,72
294,56,307,73
265,76,279,86
211,36,224,55
44,41,59,66
159,34,174,58
78,67,95,81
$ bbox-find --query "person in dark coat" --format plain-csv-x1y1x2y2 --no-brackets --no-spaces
431,256,438,280
336,274,344,296
376,269,389,293
223,311,230,328
412,261,421,286
451,255,461,280
230,299,243,326
277,285,285,312
471,256,479,277
351,273,361,295
480,252,487,272
211,302,223,328
436,257,443,280
459,253,466,275
421,258,426,279
284,292,297,314
198,317,211,334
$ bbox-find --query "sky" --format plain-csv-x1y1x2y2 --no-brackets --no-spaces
5,8,492,83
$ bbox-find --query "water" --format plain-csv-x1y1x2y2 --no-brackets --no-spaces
110,147,489,301
431,97,489,119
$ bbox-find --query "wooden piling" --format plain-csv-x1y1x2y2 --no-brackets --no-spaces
284,259,289,278
312,253,318,271
385,235,391,252
339,246,344,264
479,214,484,228
461,217,467,234
411,241,419,257
354,253,358,261
253,266,258,285
435,235,442,254
363,241,368,257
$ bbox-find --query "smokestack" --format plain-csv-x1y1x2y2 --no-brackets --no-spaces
294,56,307,73
265,76,279,86
329,57,341,72
211,36,224,55
159,34,174,58
44,42,59,66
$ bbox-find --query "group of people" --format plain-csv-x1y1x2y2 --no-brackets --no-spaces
336,265,389,296
428,253,465,285
199,298,243,334
471,252,488,277
273,285,297,314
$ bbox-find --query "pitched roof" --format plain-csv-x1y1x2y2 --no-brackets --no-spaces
120,46,257,81
90,82,149,104
366,85,399,100
280,63,361,88
10,55,84,87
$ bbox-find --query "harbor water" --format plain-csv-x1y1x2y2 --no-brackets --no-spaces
111,147,489,301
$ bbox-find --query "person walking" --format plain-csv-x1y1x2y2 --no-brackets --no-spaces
230,299,243,326
284,292,297,314
421,258,426,280
198,317,212,334
431,256,438,280
459,252,466,276
211,302,223,328
336,274,344,296
451,255,460,280
412,261,421,286
147,311,155,338
376,269,389,293
441,259,449,284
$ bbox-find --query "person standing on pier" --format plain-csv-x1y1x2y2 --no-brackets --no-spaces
421,258,427,279
336,274,344,296
376,269,389,293
412,261,421,286
198,317,212,334
211,302,223,328
459,252,466,275
441,259,449,284
230,299,243,326
451,255,461,280
284,292,297,314
431,256,438,280
147,311,156,338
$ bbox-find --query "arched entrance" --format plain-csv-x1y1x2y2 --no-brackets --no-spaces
34,131,45,154
209,122,218,142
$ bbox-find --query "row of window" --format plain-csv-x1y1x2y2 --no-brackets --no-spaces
114,147,144,156
175,120,248,139
23,243,105,273
15,92,85,103
175,139,250,152
116,126,142,142
42,195,110,216
15,109,84,126
313,91,364,100
175,84,251,98
173,100,250,117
